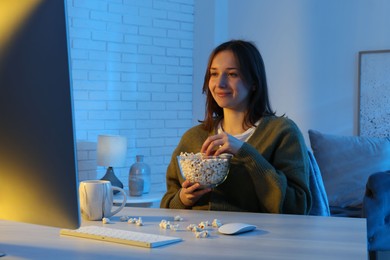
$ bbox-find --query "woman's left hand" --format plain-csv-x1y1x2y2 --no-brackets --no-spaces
201,132,243,156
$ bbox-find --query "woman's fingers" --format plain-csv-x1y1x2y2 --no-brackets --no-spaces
180,181,211,206
200,136,214,154
202,133,243,156
201,134,225,155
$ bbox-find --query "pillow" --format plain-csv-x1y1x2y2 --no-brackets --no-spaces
308,129,390,209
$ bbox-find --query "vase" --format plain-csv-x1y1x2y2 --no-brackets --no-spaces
128,155,151,196
100,166,123,194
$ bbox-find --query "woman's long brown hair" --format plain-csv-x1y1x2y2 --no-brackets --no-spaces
201,40,276,132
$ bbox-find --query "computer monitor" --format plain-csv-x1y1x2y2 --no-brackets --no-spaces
0,0,80,229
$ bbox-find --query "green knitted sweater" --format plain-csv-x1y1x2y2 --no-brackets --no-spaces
160,116,312,214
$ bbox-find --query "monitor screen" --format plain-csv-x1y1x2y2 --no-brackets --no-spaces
0,0,80,229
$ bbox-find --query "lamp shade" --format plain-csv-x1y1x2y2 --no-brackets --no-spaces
97,135,127,167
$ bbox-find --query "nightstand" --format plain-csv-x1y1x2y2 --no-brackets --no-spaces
113,189,164,208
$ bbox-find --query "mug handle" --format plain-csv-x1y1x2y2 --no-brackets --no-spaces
109,187,127,217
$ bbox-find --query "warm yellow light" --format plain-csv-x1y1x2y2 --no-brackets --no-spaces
0,0,43,55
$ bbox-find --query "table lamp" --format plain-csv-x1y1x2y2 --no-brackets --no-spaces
97,135,127,190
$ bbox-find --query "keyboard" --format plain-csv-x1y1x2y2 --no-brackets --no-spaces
60,225,182,248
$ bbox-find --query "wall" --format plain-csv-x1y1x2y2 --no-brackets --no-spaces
193,0,390,145
66,0,194,193
66,0,390,193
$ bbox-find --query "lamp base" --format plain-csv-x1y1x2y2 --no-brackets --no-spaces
100,167,123,194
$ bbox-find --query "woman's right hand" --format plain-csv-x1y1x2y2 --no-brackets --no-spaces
201,132,243,156
179,180,211,207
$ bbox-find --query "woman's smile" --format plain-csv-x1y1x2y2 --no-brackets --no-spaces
215,91,231,97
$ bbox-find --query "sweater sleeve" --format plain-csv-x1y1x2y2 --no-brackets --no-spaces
235,117,312,214
160,125,209,209
159,156,188,209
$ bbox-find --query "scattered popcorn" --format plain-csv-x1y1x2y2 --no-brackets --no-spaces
127,218,136,224
158,219,180,230
186,224,196,231
195,230,209,238
198,221,210,229
120,215,130,222
101,215,222,237
212,219,222,228
136,217,143,226
102,217,110,224
159,217,222,238
186,224,202,232
170,224,180,231
125,217,144,225
159,219,167,228
159,219,172,229
193,226,202,232
174,215,183,221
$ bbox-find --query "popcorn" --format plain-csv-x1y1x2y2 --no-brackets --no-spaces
186,224,202,232
159,219,167,229
160,217,223,238
127,218,136,224
120,215,130,222
186,224,196,231
177,152,231,187
195,230,209,238
174,215,183,221
102,216,221,237
159,219,171,229
169,224,180,231
198,221,210,229
135,217,143,226
212,219,222,228
125,217,141,225
102,217,110,224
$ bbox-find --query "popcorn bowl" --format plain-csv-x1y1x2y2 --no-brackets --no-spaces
177,153,233,188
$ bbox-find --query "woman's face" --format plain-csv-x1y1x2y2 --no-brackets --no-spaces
208,50,251,112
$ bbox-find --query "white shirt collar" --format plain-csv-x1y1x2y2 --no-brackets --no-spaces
217,120,260,142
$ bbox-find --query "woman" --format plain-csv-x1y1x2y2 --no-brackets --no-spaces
160,40,312,214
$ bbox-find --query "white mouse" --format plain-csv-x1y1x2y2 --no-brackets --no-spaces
218,223,256,235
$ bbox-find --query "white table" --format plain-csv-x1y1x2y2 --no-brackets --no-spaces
113,190,164,207
0,207,367,259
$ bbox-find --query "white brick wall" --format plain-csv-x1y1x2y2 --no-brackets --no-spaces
66,0,194,194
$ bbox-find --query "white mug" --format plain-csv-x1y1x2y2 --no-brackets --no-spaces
79,180,127,221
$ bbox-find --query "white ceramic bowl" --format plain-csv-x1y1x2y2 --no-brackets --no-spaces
177,153,233,188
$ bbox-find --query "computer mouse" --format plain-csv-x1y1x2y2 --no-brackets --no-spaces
218,223,256,235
